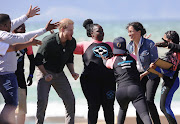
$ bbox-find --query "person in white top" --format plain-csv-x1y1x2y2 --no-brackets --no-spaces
0,35,42,56
0,5,59,124
0,42,9,56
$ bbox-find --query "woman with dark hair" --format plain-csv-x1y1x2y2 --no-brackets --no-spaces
126,22,161,124
148,31,180,124
74,19,116,124
102,37,152,124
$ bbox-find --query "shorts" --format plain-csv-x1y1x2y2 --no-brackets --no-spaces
0,73,18,106
15,88,27,114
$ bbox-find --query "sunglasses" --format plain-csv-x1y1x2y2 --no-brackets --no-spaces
162,38,168,43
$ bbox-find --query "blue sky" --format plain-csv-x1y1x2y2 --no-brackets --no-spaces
1,0,180,22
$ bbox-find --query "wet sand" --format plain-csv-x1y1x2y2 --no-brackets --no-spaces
25,115,180,124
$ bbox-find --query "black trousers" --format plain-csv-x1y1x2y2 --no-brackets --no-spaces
136,75,161,124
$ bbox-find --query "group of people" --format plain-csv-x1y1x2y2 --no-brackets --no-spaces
0,5,180,124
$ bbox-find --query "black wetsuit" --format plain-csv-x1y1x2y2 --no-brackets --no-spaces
80,42,116,124
107,54,152,124
15,48,35,91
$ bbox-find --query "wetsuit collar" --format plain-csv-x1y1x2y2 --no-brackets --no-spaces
92,40,103,43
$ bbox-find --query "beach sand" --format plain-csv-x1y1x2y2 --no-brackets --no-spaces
25,115,180,124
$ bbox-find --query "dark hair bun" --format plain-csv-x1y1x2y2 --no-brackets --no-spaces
83,19,94,37
83,19,93,29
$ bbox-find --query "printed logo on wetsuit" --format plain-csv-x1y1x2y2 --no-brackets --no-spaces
106,90,115,99
92,46,108,58
117,56,133,69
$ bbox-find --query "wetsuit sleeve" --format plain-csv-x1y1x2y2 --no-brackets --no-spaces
74,41,91,55
74,42,85,54
106,56,117,69
130,54,137,60
26,46,33,55
0,42,9,55
155,67,174,77
27,46,35,75
105,42,113,50
27,54,35,75
168,43,180,52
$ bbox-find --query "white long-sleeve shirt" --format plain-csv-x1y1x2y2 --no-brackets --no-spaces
0,14,47,74
0,42,9,55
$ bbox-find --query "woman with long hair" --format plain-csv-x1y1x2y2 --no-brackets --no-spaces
126,22,161,124
148,31,180,124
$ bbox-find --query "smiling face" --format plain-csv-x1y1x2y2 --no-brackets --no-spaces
127,25,141,41
59,18,74,41
91,25,104,41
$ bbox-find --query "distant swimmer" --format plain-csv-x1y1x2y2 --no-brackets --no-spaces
0,5,58,124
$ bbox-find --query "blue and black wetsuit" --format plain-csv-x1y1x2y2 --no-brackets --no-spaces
155,51,180,124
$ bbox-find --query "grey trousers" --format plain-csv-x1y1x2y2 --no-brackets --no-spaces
36,70,75,124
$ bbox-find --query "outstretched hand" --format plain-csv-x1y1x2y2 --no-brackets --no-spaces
26,5,40,18
29,35,42,46
144,34,151,39
45,19,59,31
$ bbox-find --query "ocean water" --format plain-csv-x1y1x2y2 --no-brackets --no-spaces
0,20,180,120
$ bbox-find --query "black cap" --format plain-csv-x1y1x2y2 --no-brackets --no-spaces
113,37,127,54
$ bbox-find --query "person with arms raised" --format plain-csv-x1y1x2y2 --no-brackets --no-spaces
0,5,58,124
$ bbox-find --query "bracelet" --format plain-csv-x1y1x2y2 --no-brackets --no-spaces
29,74,33,78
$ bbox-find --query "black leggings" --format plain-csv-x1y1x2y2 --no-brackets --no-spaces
116,85,152,124
160,76,179,124
80,72,116,124
137,76,161,124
